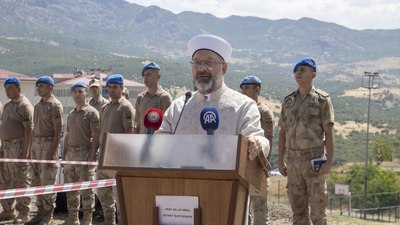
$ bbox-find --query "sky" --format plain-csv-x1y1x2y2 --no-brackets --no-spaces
126,0,400,30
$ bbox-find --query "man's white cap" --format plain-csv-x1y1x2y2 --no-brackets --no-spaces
187,34,232,61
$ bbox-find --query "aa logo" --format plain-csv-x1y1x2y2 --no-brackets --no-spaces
203,111,217,124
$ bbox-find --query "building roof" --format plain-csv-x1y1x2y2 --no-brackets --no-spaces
54,73,145,88
0,69,36,81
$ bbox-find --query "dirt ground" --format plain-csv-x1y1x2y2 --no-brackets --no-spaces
0,201,379,225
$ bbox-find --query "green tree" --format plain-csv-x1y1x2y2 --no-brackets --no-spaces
328,163,400,208
372,137,393,163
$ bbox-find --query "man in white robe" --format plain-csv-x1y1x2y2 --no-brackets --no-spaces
158,33,269,162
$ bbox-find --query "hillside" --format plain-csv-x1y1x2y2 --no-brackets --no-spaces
0,0,399,166
1,0,399,62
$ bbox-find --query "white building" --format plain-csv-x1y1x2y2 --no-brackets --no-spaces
0,68,146,122
53,70,145,114
0,69,39,105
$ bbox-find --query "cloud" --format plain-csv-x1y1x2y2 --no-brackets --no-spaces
127,0,400,30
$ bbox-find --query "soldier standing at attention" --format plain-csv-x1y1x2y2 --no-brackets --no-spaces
134,62,172,134
122,87,130,100
278,57,334,225
26,76,63,225
88,78,109,113
240,75,274,225
0,77,33,224
97,74,135,225
62,82,99,225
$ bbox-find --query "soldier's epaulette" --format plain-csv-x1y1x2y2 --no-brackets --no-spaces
284,91,296,99
314,89,330,98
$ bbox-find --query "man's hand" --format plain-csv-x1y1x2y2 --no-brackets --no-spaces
21,151,29,160
318,160,332,175
88,153,97,169
278,161,288,177
247,136,262,160
46,152,55,168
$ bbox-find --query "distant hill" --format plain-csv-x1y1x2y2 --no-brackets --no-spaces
0,0,399,166
1,0,399,63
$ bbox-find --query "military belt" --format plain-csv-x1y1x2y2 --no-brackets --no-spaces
68,145,89,151
32,135,54,142
287,147,324,159
2,137,23,145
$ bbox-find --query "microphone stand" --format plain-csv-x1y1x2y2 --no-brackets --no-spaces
173,92,191,134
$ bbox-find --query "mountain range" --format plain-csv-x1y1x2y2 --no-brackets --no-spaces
1,0,399,64
0,0,399,165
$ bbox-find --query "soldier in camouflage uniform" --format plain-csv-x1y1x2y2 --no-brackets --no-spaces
278,57,334,225
0,101,6,220
0,78,33,224
26,76,63,225
98,74,135,225
240,75,274,225
62,82,99,225
122,87,130,100
88,78,109,113
134,62,172,134
87,78,108,221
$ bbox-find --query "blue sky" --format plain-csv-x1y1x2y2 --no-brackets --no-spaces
126,0,400,30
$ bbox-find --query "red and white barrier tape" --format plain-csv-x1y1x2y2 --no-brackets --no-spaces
0,179,116,200
0,158,98,166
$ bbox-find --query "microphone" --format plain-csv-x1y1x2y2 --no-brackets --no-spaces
172,91,192,134
200,107,219,135
184,91,192,103
144,108,164,134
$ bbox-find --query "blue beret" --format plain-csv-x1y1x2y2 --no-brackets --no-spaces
240,75,262,88
141,62,160,76
4,77,21,86
70,81,87,91
36,76,54,86
106,74,124,86
293,57,316,73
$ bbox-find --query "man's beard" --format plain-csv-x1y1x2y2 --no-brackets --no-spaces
194,79,214,94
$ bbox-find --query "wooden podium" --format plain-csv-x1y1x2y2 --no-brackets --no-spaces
99,134,267,225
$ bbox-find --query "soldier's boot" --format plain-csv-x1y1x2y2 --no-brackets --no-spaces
13,211,30,224
0,209,16,221
24,206,43,225
102,212,116,225
82,211,93,225
61,210,79,225
37,208,53,225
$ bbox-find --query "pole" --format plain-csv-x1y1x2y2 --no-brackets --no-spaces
349,192,352,217
363,85,371,219
361,72,380,219
277,179,280,203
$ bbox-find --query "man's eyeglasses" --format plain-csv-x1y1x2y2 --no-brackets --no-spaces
190,60,224,68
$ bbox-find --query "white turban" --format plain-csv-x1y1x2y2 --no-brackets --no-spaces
187,34,232,61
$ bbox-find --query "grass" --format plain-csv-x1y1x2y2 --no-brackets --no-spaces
328,215,399,224
268,176,400,224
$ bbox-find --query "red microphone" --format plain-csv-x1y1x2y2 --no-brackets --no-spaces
144,108,164,134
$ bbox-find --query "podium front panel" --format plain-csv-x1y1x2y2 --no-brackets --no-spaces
100,134,240,171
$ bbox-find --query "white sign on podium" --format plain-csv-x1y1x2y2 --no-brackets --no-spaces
156,196,199,225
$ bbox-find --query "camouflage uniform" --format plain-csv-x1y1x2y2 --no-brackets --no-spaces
0,101,6,217
30,95,63,216
89,96,109,113
63,104,99,224
98,97,134,225
249,102,274,225
278,87,334,225
0,95,33,222
134,86,172,134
